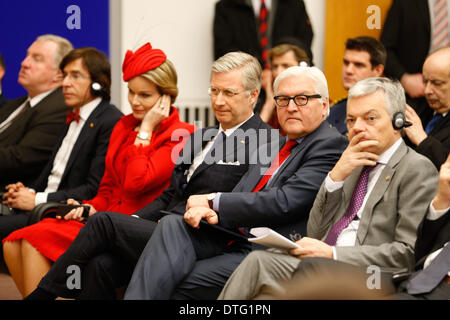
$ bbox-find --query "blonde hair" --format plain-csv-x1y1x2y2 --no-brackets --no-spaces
140,58,178,104
211,51,261,92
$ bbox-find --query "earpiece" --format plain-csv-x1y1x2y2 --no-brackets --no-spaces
392,112,412,130
90,82,103,97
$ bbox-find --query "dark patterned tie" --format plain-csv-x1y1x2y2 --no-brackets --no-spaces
258,0,269,69
324,166,375,246
407,244,450,294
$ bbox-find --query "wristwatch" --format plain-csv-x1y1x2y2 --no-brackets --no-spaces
206,193,216,208
137,131,150,140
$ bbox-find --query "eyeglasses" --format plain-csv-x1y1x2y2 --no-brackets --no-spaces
208,86,246,98
62,72,90,82
274,94,322,107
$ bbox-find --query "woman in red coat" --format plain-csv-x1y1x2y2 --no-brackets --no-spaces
3,43,195,298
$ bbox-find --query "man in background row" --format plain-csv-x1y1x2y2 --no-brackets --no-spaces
0,34,72,190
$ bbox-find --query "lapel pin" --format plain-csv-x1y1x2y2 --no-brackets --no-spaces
385,175,390,181
90,123,94,127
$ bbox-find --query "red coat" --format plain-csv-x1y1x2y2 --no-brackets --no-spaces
3,107,195,261
85,107,195,214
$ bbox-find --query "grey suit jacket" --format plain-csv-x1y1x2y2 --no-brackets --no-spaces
307,140,439,272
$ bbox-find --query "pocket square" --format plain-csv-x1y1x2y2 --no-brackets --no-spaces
217,160,240,166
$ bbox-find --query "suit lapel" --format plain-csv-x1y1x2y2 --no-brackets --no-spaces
187,127,219,181
59,101,106,182
0,96,27,124
356,141,408,244
430,113,450,135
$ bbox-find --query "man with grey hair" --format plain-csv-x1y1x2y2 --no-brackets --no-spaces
0,34,72,190
122,65,347,299
26,51,277,300
219,77,439,300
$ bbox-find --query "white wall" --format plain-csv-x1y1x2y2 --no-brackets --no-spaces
113,0,325,115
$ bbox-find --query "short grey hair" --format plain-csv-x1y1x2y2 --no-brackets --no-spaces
36,34,73,69
348,77,405,118
273,65,330,115
211,51,261,92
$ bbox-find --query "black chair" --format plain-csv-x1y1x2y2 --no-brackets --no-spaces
26,202,61,225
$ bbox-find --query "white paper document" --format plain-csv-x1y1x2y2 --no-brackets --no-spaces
248,227,300,250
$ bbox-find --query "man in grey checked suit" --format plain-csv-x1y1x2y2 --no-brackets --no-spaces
219,77,439,299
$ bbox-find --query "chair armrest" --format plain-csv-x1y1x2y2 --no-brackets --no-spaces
27,202,61,225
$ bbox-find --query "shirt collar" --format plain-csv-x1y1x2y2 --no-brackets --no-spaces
77,97,102,121
29,88,56,108
218,113,254,137
377,137,402,165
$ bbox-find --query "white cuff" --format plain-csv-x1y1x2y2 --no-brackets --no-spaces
35,192,48,206
325,173,344,193
428,202,449,220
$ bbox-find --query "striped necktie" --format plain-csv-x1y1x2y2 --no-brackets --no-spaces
431,0,449,50
258,0,269,69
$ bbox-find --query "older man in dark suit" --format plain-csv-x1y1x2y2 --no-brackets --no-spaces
123,65,347,300
0,47,122,248
25,51,279,300
0,35,72,190
404,47,450,169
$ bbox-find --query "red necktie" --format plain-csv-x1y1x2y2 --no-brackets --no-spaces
66,109,80,124
258,0,269,69
252,139,298,192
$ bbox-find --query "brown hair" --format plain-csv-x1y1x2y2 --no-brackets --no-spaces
60,47,111,101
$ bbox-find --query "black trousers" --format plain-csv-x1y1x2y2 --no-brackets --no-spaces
124,214,250,300
38,212,157,299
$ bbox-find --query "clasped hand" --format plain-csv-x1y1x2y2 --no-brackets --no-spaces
2,182,35,211
184,194,218,228
58,198,97,222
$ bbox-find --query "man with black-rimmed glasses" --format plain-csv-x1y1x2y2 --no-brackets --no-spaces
123,65,348,299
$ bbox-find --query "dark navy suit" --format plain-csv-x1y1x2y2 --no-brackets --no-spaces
36,113,279,299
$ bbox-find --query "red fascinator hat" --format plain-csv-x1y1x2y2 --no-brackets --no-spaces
122,42,167,82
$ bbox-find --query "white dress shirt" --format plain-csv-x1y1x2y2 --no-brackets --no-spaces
0,88,55,134
34,97,102,205
251,0,272,15
325,138,403,259
186,113,254,182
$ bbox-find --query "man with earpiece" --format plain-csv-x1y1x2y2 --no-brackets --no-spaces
403,47,450,170
219,77,439,300
0,48,123,248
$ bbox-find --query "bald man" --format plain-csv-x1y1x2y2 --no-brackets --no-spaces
405,47,450,169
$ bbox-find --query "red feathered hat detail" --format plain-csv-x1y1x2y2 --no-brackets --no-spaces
122,43,167,81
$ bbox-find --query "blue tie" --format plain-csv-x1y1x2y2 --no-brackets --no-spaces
406,244,450,295
425,113,443,134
